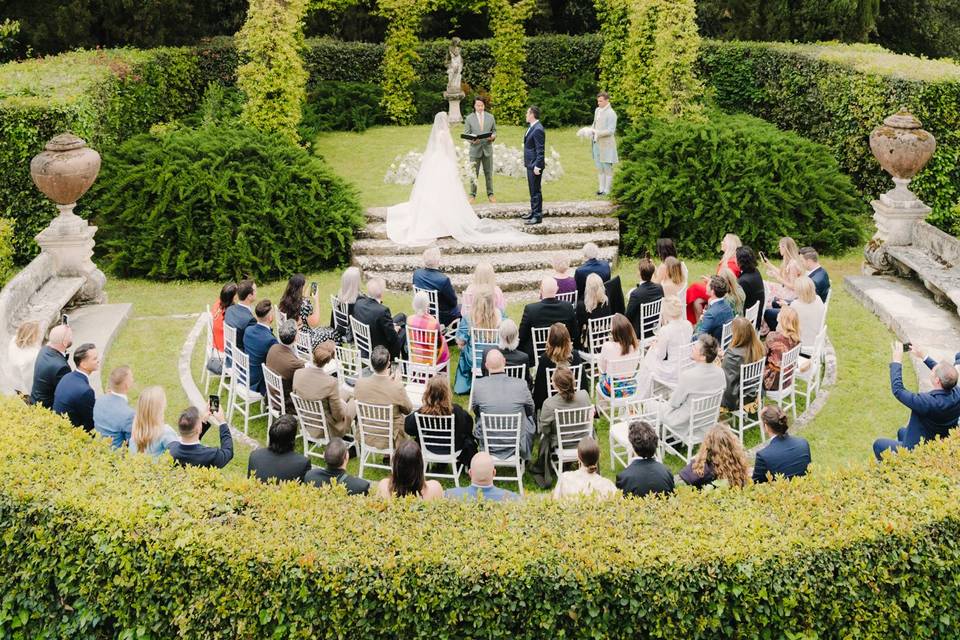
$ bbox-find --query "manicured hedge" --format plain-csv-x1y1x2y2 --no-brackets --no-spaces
698,40,960,234
3,397,960,638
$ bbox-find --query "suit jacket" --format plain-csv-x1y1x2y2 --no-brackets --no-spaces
266,343,304,413
53,370,96,432
470,372,536,459
808,266,831,303
518,298,579,362
891,361,960,448
738,271,766,329
445,483,520,502
696,298,735,342
523,121,545,169
574,258,612,300
168,422,234,469
720,346,758,410
292,366,351,438
464,111,496,160
664,362,725,428
752,434,811,483
616,458,675,497
605,275,626,316
351,373,413,450
413,268,459,326
592,105,619,163
30,345,71,408
626,282,665,339
247,448,311,483
224,304,256,352
244,323,277,395
93,392,135,448
353,295,403,360
304,467,370,495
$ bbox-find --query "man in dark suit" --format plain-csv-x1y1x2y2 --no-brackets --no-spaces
625,258,664,339
521,105,546,225
800,246,831,302
304,437,370,495
518,277,579,362
265,320,305,413
352,277,405,361
616,421,675,497
247,415,311,483
574,242,611,300
412,246,459,326
52,342,99,432
30,324,73,408
244,300,278,395
873,342,960,460
168,405,234,469
695,276,735,342
753,406,811,482
224,279,257,353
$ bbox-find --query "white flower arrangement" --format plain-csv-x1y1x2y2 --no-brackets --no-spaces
384,143,564,185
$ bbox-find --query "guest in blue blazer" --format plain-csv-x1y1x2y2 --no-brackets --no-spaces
873,342,960,460
412,246,460,326
53,343,100,432
574,242,611,300
694,276,735,343
29,324,73,408
244,300,278,395
93,365,135,448
224,279,257,353
800,247,830,303
753,406,811,482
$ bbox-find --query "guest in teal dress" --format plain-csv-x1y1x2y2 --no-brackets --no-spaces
454,286,504,394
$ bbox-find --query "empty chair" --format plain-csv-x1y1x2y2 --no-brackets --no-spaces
227,349,268,434
291,393,332,461
415,413,462,486
661,389,723,464
335,344,362,395
355,402,395,479
796,325,827,409
294,331,313,362
479,412,525,495
551,405,595,477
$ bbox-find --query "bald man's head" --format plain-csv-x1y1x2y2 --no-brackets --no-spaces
48,324,73,351
541,277,558,299
469,452,496,487
485,348,505,373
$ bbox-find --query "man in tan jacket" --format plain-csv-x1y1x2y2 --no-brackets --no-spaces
266,320,305,414
348,345,412,450
292,341,350,438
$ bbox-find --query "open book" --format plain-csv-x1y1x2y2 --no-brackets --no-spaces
461,132,493,141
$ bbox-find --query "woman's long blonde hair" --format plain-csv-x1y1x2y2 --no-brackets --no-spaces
583,273,608,313
729,317,764,363
470,286,499,330
779,237,802,272
15,321,42,349
664,257,684,286
777,307,802,344
721,234,742,262
692,423,750,488
717,267,744,311
131,386,168,453
472,262,497,290
795,276,816,304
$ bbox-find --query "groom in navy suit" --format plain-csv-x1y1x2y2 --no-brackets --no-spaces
522,105,546,225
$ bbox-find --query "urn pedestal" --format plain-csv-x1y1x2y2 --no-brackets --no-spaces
444,90,465,124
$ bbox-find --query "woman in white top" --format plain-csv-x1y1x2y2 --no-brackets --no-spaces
554,437,617,499
762,236,804,303
789,276,826,349
597,313,641,398
637,297,694,397
128,386,179,458
652,239,689,294
4,320,41,395
461,261,507,313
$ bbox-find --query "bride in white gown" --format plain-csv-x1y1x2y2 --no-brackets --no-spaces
386,112,529,247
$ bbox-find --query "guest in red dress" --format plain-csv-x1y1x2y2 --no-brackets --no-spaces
686,233,742,324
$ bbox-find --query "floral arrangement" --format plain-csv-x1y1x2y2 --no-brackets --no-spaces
384,142,564,184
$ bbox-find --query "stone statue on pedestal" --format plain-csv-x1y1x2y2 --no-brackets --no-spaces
443,37,466,124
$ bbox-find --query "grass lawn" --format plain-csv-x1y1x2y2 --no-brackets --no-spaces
100,124,911,489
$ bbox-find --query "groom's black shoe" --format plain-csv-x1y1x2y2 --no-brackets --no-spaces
520,211,533,220
524,216,542,225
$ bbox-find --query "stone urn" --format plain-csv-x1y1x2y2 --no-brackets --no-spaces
30,133,102,235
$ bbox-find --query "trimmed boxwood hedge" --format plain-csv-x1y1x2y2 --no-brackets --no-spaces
3,396,960,638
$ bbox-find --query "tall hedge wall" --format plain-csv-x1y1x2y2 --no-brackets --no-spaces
3,397,960,637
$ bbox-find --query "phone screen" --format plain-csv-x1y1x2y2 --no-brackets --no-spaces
902,343,912,353
61,314,69,326
209,394,220,412
310,282,318,295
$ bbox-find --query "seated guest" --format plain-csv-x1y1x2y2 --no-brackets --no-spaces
753,406,810,482
224,279,257,352
375,440,444,499
265,319,305,413
128,386,178,457
597,313,641,399
761,236,804,302
4,320,42,396
720,318,765,411
244,300,278,395
873,342,960,460
532,367,593,488
292,341,352,438
454,287,503,394
206,283,236,375
518,277,580,361
93,365,135,449
405,374,477,471
349,345,412,450
651,238,688,291
615,421,675,497
549,254,577,297
408,290,450,366
331,266,362,339
353,277,405,361
575,273,612,350
553,437,618,499
574,242,611,300
718,267,745,316
685,233,742,323
479,319,531,383
53,342,100,432
679,423,750,489
445,452,520,502
655,334,725,430
413,247,460,326
247,415,311,482
694,276,734,342
462,261,507,313
471,349,536,460
168,405,234,469
763,306,801,391
778,276,826,346
532,323,584,413
637,297,693,397
303,438,370,495
801,246,830,302
279,273,337,349
29,324,73,408
736,247,765,330
625,257,664,339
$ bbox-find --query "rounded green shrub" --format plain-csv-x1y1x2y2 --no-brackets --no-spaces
90,123,363,280
612,113,867,258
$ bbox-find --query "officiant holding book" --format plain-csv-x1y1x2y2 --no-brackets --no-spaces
464,96,497,204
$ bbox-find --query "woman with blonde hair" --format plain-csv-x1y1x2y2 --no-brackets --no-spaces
636,296,693,397
533,322,583,412
685,234,742,322
550,254,577,296
720,317,766,411
659,256,687,299
553,437,618,498
762,236,804,302
718,267,745,316
763,306,801,390
4,320,42,395
404,375,476,470
453,286,503,394
462,261,506,312
575,273,612,350
789,276,826,349
679,423,750,488
331,266,362,339
129,386,178,457
652,238,688,290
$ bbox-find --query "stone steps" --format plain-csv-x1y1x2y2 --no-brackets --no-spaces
884,244,960,311
364,200,617,221
353,230,620,257
357,215,618,240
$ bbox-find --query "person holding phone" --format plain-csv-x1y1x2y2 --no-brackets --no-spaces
168,404,234,469
278,274,338,349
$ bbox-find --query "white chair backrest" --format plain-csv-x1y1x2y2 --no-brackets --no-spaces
689,390,723,433
546,363,584,397
677,341,696,375
204,305,215,355
639,298,663,339
224,323,238,358
721,320,734,351
336,345,362,386
823,288,832,314
292,393,330,447
406,324,440,367
504,364,526,380
350,316,372,363
600,356,641,394
396,359,437,388
740,359,765,407
277,309,288,327
415,413,457,460
295,330,313,361
413,286,441,320
744,301,760,328
262,365,285,417
587,315,614,354
779,344,803,390
470,326,501,374
554,405,595,451
232,349,252,389
811,324,827,358
356,402,394,452
480,413,523,461
556,290,577,305
330,295,351,335
532,326,551,366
